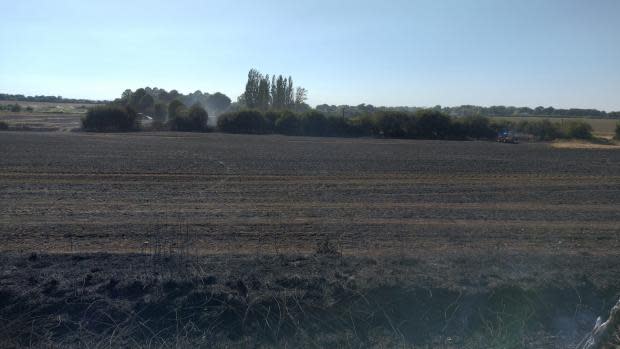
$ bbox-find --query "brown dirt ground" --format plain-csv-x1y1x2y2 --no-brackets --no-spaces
1,131,618,257
1,131,619,347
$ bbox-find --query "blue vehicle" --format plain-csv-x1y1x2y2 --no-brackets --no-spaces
497,130,519,144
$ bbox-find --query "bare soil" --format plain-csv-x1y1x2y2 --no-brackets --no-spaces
0,131,619,348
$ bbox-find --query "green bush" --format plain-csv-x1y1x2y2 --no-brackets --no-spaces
375,112,412,138
274,112,301,135
615,122,620,140
214,109,503,141
325,116,356,137
516,120,562,141
82,106,139,132
458,115,496,139
301,111,328,136
415,110,452,139
561,121,592,140
153,103,167,122
0,121,8,130
168,104,209,132
217,110,267,134
168,100,185,120
349,115,378,137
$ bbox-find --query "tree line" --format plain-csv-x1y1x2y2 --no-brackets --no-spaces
78,68,615,139
3,90,619,119
216,109,597,141
0,103,33,113
0,93,105,104
113,87,231,120
218,109,496,139
316,104,620,119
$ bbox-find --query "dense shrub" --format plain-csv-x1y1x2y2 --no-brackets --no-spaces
275,112,301,135
215,109,599,142
82,106,139,132
375,112,412,138
561,121,592,140
414,110,452,139
301,111,328,136
616,122,620,140
217,110,267,134
349,115,378,137
168,104,209,132
168,100,185,119
513,119,593,141
262,111,280,132
458,115,496,139
10,104,22,112
325,116,357,137
517,120,562,141
153,103,167,122
0,121,8,130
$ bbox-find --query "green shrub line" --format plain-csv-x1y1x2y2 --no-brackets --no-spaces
217,109,500,140
217,109,595,141
82,102,596,141
81,106,140,132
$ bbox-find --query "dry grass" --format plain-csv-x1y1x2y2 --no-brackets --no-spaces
551,139,619,150
491,116,619,138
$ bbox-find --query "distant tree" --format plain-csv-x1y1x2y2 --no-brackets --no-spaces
615,122,620,140
169,90,180,100
153,103,167,121
244,69,262,109
9,104,22,112
168,100,185,119
129,88,146,109
257,75,271,110
534,106,545,115
205,92,232,115
120,89,133,104
286,76,294,107
270,75,277,108
158,89,171,101
138,94,155,113
272,75,287,110
295,87,308,106
82,106,139,132
169,104,208,132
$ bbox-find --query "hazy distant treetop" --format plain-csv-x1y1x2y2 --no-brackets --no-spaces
241,69,305,112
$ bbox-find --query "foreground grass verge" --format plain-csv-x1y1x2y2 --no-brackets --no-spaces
1,252,618,348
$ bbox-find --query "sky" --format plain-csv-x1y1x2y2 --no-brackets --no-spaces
1,0,619,110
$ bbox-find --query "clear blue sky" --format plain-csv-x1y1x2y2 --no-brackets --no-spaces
1,0,619,110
